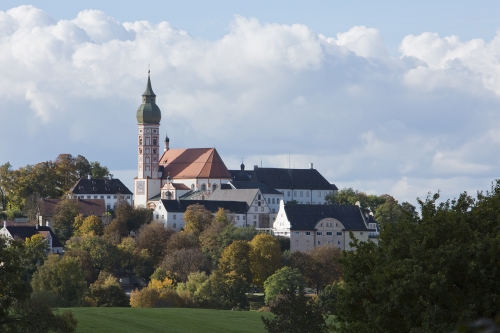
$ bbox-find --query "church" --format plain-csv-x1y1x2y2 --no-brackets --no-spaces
133,72,233,208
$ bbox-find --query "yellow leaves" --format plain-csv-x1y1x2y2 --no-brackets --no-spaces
148,277,175,290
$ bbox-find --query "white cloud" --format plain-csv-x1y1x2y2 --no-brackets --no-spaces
0,6,499,204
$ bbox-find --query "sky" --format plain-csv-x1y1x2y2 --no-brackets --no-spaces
1,1,500,206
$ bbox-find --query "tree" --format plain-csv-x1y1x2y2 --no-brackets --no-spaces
218,240,252,283
264,266,306,305
75,215,104,236
334,182,500,333
85,271,129,307
53,198,79,244
303,245,342,294
31,254,87,307
0,162,13,211
90,161,110,178
136,222,174,266
211,269,249,310
183,204,214,235
249,234,282,288
165,231,199,254
65,236,119,272
22,234,49,281
160,248,211,282
23,192,42,222
373,194,402,225
261,289,328,333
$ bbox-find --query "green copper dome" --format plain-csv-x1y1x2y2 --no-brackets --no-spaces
136,74,161,124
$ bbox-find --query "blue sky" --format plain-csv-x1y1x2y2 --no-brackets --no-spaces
1,2,500,205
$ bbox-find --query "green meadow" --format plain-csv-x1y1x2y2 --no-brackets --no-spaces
64,307,270,333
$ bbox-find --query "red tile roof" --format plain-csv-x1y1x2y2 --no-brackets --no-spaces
40,198,106,217
159,148,232,179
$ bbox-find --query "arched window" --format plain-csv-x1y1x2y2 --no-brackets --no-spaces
153,139,157,145
212,184,217,192
139,137,143,145
201,184,207,191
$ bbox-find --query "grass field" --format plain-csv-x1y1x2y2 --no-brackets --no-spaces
64,307,270,333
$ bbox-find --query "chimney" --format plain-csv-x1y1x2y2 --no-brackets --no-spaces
3,221,6,228
310,163,313,169
46,220,50,228
87,174,91,180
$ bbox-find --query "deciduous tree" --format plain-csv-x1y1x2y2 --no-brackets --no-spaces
249,234,282,288
183,204,214,235
264,266,305,305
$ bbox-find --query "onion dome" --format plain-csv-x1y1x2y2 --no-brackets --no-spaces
136,72,161,124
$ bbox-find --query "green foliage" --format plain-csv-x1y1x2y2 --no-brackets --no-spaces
0,238,77,332
66,235,119,272
53,198,79,244
211,270,250,310
31,254,87,307
90,161,110,178
22,234,49,281
262,290,328,333
85,272,129,307
335,182,500,333
75,215,104,236
264,266,305,305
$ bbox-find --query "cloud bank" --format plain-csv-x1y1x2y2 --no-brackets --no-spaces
1,5,500,204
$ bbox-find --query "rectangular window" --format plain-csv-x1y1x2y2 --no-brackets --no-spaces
337,232,342,236
156,215,159,219
287,191,291,197
258,195,261,200
360,232,363,235
254,207,258,211
272,209,275,213
268,198,270,203
338,241,341,245
261,207,264,212
161,215,164,219
294,231,300,236
318,241,321,245
114,196,117,199
107,196,111,199
253,215,257,220
300,191,303,197
305,232,311,235
100,195,104,199
258,202,261,206
173,223,177,228
294,191,297,196
107,204,111,210
94,196,97,199
237,216,240,220
326,232,332,235
272,198,275,204
73,195,77,199
173,215,177,220
87,196,91,199
306,192,309,197
316,232,322,235
243,216,246,220
318,191,322,197
127,196,130,199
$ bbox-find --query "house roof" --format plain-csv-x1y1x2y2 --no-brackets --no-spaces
159,148,232,180
160,200,248,214
40,198,106,217
208,188,260,207
284,204,369,231
170,183,191,190
4,226,63,248
229,167,335,190
69,178,133,195
227,181,283,195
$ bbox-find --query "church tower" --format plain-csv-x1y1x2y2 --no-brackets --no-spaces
134,71,162,207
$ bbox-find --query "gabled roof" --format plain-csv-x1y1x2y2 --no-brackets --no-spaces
160,200,248,214
40,198,106,217
208,188,260,207
170,183,191,190
284,204,369,231
228,181,283,195
4,226,63,248
159,148,232,179
229,167,335,190
69,178,133,195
